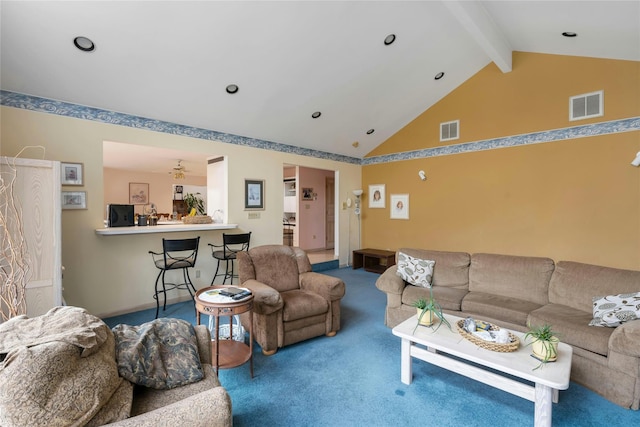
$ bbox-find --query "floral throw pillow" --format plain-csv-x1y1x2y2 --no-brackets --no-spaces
396,252,435,288
589,292,640,327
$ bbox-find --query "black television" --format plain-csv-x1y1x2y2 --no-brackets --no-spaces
108,204,134,227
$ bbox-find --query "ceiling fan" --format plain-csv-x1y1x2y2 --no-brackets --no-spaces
170,160,187,179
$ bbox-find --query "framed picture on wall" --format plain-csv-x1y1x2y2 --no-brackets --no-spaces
369,184,385,208
62,191,87,210
301,187,314,201
390,194,409,220
129,182,149,205
60,162,83,186
245,179,265,210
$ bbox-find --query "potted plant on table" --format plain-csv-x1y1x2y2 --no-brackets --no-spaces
183,192,206,215
524,323,560,370
411,286,451,333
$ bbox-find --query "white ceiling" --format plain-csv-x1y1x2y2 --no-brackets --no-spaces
2,1,639,176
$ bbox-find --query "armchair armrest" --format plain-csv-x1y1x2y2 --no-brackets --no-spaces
241,279,283,315
108,387,232,427
375,266,405,294
609,320,640,358
299,272,345,301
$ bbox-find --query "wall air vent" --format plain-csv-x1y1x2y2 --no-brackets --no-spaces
570,90,603,121
440,120,459,142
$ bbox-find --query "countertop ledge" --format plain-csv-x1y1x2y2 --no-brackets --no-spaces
96,223,238,235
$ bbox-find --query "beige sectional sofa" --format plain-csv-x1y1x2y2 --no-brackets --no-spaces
375,248,640,410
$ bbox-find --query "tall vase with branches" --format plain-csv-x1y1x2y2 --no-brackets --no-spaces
0,153,32,321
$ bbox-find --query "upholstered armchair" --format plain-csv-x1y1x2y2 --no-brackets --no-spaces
237,245,345,355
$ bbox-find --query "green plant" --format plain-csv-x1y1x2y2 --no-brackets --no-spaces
524,323,560,369
411,286,451,333
183,192,206,215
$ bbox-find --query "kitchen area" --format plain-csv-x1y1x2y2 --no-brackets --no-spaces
283,167,297,246
282,165,335,253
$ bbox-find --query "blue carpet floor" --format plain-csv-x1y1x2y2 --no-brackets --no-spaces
103,268,639,426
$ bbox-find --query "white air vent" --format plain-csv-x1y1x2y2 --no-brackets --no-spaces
570,90,603,121
440,120,459,142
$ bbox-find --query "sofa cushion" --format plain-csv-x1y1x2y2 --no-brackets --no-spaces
281,289,329,321
461,292,541,327
130,364,222,416
113,318,204,390
549,261,640,313
529,303,614,356
589,292,640,327
403,284,468,312
469,253,554,306
396,251,435,287
397,248,470,288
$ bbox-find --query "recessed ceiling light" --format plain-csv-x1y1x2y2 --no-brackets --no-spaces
73,36,95,52
435,72,445,80
366,129,375,135
384,34,396,46
226,84,239,94
311,111,321,119
562,32,577,37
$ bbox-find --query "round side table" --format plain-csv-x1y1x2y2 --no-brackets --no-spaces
195,286,254,378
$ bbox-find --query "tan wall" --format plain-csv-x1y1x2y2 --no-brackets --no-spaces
1,107,361,317
363,52,640,270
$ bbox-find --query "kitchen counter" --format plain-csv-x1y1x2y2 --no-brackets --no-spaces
95,222,238,235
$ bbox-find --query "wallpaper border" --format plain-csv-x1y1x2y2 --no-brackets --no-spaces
2,90,637,166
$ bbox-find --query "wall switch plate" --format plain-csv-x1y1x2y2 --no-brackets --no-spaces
248,212,260,219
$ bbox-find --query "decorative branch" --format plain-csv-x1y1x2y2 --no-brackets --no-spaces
0,147,45,321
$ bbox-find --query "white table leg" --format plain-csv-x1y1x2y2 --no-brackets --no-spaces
534,383,553,427
400,338,412,385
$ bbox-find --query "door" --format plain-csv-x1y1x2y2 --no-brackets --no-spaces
325,177,335,249
1,157,62,319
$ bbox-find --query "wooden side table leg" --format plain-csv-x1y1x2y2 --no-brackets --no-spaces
249,310,254,378
214,316,220,373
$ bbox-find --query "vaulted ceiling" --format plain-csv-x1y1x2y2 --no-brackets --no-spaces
2,1,639,175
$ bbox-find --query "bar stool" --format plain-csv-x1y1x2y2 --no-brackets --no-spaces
149,236,200,318
209,232,251,285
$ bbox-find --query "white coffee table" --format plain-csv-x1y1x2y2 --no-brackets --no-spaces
392,314,572,427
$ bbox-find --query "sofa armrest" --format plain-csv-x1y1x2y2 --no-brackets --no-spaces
241,279,283,315
299,272,345,301
609,320,640,358
107,387,232,427
375,266,405,295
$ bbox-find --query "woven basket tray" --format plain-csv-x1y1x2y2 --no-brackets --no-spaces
182,215,212,224
456,319,520,353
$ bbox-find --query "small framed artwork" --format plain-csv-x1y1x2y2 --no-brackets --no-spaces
390,194,409,220
129,182,149,205
245,179,265,210
369,184,385,208
60,162,83,186
301,187,314,201
62,191,87,210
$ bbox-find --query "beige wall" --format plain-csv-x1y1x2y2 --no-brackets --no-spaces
1,107,361,317
363,52,640,270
